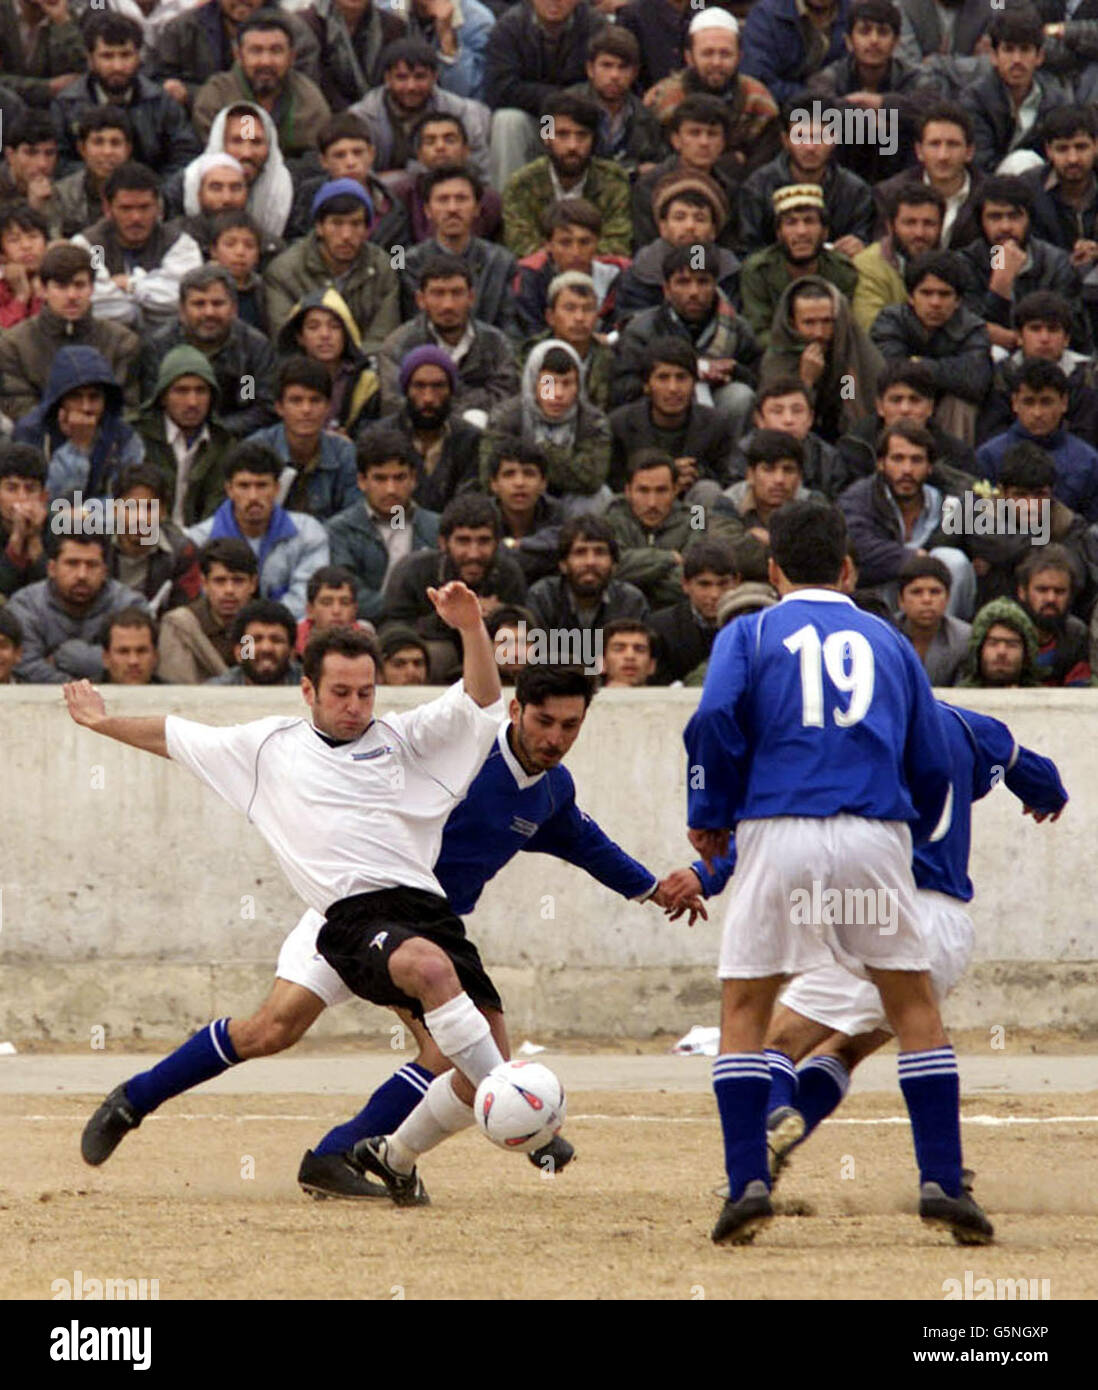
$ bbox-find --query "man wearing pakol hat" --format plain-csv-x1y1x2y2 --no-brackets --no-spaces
740,183,858,348
644,7,779,166
740,0,850,105
263,177,401,348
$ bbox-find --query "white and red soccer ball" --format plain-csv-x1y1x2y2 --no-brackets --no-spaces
474,1061,567,1154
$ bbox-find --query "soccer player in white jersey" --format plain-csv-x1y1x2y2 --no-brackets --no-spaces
684,500,995,1246
64,581,508,1206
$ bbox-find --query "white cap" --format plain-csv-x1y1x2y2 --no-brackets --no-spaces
688,7,739,37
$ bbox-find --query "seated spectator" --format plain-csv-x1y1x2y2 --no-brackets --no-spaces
381,492,527,680
325,429,440,620
870,250,992,441
503,92,632,259
14,345,143,500
392,0,495,103
1025,106,1098,273
1015,543,1094,685
957,597,1040,687
294,562,373,656
173,102,293,245
512,200,629,345
729,375,852,498
6,531,147,684
632,94,742,253
107,462,201,615
135,345,231,528
737,98,876,257
157,535,259,683
976,360,1098,523
359,344,480,514
205,596,302,684
838,419,976,617
397,110,501,243
600,617,656,687
0,6,85,112
0,203,47,328
185,440,330,620
99,607,162,684
525,513,649,640
275,288,378,437
608,337,734,498
960,7,1066,177
52,105,132,238
0,112,61,236
603,448,707,609
0,608,23,683
617,0,694,91
479,340,611,514
741,184,859,349
486,438,564,586
296,0,407,111
174,151,251,258
761,277,884,444
895,552,970,686
874,100,984,249
377,252,519,416
208,211,268,333
740,0,846,104
144,264,277,439
648,535,737,684
53,12,200,178
0,442,49,599
612,243,758,440
523,271,614,413
348,35,490,179
193,12,331,158
569,23,664,178
379,624,430,685
957,175,1089,353
852,182,945,333
72,161,202,332
264,178,400,348
716,429,812,545
486,602,538,683
287,112,410,250
402,164,517,333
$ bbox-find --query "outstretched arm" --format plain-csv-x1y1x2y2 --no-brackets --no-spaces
428,580,501,709
63,680,170,759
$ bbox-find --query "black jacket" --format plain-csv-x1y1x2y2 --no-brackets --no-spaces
727,427,853,500
870,302,993,404
358,408,483,515
483,0,600,115
403,237,518,336
838,414,977,486
837,473,954,586
525,573,649,631
382,547,528,636
737,152,876,256
144,319,277,438
610,300,759,406
961,70,1067,176
873,166,985,248
53,73,201,179
957,235,1091,352
977,351,1098,446
609,399,734,492
649,600,716,684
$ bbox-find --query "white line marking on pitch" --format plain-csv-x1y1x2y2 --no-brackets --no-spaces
16,1113,1098,1125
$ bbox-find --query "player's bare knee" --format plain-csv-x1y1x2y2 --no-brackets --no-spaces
389,938,456,998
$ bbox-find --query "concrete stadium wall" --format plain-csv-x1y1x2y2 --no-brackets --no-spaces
1,685,1096,1044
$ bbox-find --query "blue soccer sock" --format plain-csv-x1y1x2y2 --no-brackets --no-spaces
712,1053,772,1201
313,1062,434,1156
898,1046,963,1198
123,1018,240,1117
796,1055,850,1138
764,1049,798,1116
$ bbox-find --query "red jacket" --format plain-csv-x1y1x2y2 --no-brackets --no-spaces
0,278,43,329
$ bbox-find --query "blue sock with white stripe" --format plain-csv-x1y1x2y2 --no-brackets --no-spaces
712,1053,772,1200
898,1046,963,1198
796,1055,850,1137
313,1063,434,1156
764,1049,798,1116
123,1018,240,1116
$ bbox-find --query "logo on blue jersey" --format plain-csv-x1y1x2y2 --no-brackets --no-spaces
352,746,394,761
510,816,539,838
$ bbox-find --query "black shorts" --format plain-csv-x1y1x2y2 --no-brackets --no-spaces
317,886,503,1022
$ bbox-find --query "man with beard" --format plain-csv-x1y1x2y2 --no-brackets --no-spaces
875,101,983,249
172,153,252,258
741,185,859,348
144,264,277,440
358,344,481,515
157,536,259,683
1026,107,1098,267
957,596,1040,687
205,597,303,684
397,110,501,243
52,106,132,238
394,0,496,102
853,183,944,331
1014,536,1093,696
185,441,329,620
53,13,199,178
194,12,331,158
502,92,632,259
604,449,709,610
380,493,527,681
566,24,664,179
526,513,649,641
178,103,293,247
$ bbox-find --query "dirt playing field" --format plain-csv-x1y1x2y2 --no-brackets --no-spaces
2,1049,1096,1301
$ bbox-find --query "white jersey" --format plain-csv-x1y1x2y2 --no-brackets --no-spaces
165,681,504,915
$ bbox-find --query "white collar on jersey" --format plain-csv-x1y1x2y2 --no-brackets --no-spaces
778,588,855,605
497,720,547,791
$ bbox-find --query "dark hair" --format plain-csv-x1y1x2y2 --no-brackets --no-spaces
82,11,143,48
46,529,110,562
231,597,297,649
603,617,654,650
769,501,847,584
115,461,168,503
306,564,357,603
317,112,374,153
745,429,805,471
668,94,732,138
199,536,258,578
976,175,1034,218
1040,104,1098,145
661,241,719,280
876,357,938,400
412,110,468,149
730,532,771,583
683,537,737,579
916,100,973,144
514,664,597,708
626,448,675,482
380,36,439,72
0,441,46,484
1014,359,1069,395
379,625,429,663
898,552,952,594
180,262,237,303
1017,541,1076,589
988,5,1044,50
104,161,159,201
587,24,640,67
101,606,157,647
789,281,833,314
539,346,578,376
209,209,263,247
755,375,812,409
904,249,965,295
656,188,717,221
0,607,23,647
302,623,383,686
644,335,698,380
558,513,618,562
224,440,282,482
847,0,901,33
422,162,482,203
236,11,297,46
487,438,549,478
999,441,1057,491
7,111,57,148
417,251,473,289
439,493,501,539
76,105,133,144
543,197,602,237
276,355,331,400
0,202,47,241
542,92,599,137
357,430,418,474
876,419,937,462
1013,290,1073,333
887,181,946,220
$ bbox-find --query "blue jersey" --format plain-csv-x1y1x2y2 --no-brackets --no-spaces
685,589,950,842
434,725,657,916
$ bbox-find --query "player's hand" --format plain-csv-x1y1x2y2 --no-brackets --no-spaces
427,580,483,632
63,679,106,728
653,868,708,925
1023,805,1063,823
688,827,729,870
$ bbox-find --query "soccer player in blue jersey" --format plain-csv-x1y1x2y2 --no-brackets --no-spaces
684,499,995,1246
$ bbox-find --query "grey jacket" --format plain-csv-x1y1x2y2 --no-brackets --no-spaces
897,612,971,687
347,84,491,181
325,499,441,620
7,576,148,683
379,315,520,415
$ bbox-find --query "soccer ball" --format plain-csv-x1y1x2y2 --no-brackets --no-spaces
474,1061,566,1154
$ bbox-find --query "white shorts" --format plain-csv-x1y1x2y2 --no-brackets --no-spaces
275,908,354,1009
718,816,929,981
779,889,975,1037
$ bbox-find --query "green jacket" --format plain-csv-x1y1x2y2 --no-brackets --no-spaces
135,344,232,526
0,0,85,107
851,239,907,334
740,243,859,349
602,495,702,610
479,396,611,499
521,330,614,413
502,156,634,258
192,65,331,158
957,597,1042,688
263,231,400,350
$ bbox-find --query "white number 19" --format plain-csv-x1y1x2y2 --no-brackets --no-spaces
783,625,875,729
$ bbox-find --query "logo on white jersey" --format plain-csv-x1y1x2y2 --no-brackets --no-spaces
371,931,389,950
352,746,394,761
